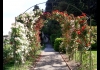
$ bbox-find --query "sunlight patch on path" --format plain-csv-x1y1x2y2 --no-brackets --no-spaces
30,44,69,70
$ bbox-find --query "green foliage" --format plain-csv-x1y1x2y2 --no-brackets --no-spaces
41,20,49,34
59,41,66,53
54,38,64,51
91,26,97,50
42,20,62,35
50,34,58,45
33,5,40,11
91,42,97,50
42,20,61,45
3,49,41,70
42,19,62,45
3,45,12,59
74,51,96,70
3,39,13,64
45,0,97,25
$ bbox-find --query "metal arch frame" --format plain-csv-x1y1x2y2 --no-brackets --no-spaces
22,2,92,70
14,1,92,70
23,2,46,14
21,1,90,17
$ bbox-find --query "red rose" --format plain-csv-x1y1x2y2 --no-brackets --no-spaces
77,30,81,35
81,25,86,31
82,13,86,16
79,16,83,18
79,20,85,24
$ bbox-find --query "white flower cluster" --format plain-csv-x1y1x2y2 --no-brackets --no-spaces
10,9,43,64
16,9,43,25
70,20,75,33
11,22,31,63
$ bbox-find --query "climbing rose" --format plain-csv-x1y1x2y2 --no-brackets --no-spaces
77,30,81,35
82,13,86,16
79,20,85,24
81,25,86,31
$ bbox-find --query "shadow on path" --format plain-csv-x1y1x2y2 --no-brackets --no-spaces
30,43,69,70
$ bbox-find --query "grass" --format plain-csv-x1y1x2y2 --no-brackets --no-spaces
73,50,97,69
3,61,31,70
91,51,97,69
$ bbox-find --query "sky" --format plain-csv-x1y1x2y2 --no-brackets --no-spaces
3,0,47,35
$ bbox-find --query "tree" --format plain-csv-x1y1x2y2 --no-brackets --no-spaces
45,0,97,25
33,5,40,11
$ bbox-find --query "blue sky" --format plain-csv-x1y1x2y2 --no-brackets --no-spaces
3,0,47,35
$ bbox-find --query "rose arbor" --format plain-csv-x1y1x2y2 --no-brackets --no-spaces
41,10,94,70
10,8,94,69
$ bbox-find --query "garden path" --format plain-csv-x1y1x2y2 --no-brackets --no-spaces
30,43,69,70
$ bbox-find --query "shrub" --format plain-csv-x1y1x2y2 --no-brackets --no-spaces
3,39,13,64
54,38,64,51
50,34,57,46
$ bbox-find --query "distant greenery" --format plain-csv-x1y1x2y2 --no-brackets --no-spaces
54,38,64,51
3,39,13,65
41,19,62,45
73,51,97,69
91,26,97,50
45,0,97,25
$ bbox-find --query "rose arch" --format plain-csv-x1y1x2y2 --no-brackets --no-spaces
9,2,95,70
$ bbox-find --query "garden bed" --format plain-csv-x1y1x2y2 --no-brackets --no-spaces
60,53,81,70
60,51,97,70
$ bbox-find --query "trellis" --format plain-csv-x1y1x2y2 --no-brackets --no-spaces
13,1,95,70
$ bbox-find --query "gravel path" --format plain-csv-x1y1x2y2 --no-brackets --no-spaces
30,44,69,70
